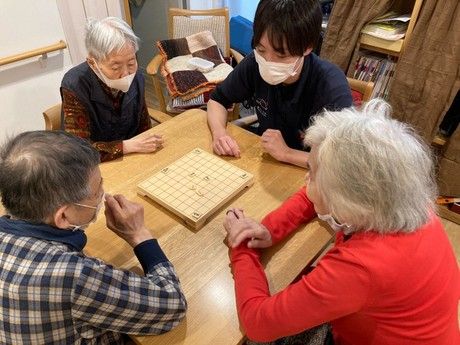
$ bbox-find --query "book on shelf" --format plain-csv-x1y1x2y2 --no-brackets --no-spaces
361,11,410,41
351,51,396,100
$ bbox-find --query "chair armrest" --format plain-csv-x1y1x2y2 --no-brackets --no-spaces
432,133,448,148
146,54,163,75
232,114,258,127
230,48,244,65
147,107,172,123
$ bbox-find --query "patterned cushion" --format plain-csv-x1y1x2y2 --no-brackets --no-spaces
173,16,227,56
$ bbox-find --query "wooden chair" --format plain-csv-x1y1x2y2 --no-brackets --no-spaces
346,77,374,102
146,8,244,120
147,107,172,124
43,104,62,130
232,77,375,127
43,103,171,130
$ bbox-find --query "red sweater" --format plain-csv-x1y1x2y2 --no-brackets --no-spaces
230,187,460,344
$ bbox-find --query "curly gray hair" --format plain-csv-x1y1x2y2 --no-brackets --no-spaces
85,17,139,61
304,99,437,233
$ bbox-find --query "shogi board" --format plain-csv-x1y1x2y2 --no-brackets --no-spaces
137,148,254,229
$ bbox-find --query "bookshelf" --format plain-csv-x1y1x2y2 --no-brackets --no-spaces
347,0,423,99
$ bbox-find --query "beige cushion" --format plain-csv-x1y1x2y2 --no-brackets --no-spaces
173,16,227,55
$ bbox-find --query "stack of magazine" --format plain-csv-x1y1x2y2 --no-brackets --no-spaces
352,51,397,100
361,12,411,41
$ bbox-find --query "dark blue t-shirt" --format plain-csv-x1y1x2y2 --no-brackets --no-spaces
211,52,352,150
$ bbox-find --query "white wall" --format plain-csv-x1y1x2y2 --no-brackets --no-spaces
0,0,125,142
0,1,73,141
56,0,125,65
188,0,258,19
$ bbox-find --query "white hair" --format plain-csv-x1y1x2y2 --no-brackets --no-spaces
304,99,437,234
85,17,139,61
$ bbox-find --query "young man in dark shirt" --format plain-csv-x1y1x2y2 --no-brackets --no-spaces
207,0,352,167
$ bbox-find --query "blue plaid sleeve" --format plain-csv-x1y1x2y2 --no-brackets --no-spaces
71,257,187,336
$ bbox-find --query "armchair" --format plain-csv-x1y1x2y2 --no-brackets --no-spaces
146,8,243,120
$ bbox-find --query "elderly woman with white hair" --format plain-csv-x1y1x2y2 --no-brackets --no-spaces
224,99,459,345
61,17,163,162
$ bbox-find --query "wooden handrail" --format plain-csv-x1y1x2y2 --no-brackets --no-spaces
0,40,67,67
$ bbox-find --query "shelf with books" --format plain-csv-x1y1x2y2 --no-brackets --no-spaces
347,50,397,100
346,0,423,100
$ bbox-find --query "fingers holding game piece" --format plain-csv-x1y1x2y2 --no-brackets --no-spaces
104,194,153,247
225,208,244,220
213,134,241,157
224,215,273,249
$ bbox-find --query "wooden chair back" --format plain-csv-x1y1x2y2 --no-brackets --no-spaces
168,8,230,57
347,77,375,102
42,103,62,130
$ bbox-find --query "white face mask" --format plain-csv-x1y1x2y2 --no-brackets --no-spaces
93,62,135,93
254,50,303,85
317,213,355,234
69,194,105,232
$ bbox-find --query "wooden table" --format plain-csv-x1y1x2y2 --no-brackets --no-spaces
84,109,332,345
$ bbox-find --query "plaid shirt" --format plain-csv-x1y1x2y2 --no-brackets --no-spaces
0,217,186,344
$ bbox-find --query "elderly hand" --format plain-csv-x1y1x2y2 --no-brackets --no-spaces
123,133,164,154
104,194,153,247
212,131,241,157
224,208,273,249
261,129,291,162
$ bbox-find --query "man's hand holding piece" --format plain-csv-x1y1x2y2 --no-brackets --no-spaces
105,194,153,248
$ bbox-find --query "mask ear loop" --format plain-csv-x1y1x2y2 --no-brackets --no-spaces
288,56,303,77
69,193,105,231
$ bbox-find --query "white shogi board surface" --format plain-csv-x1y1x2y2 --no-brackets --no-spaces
137,148,254,229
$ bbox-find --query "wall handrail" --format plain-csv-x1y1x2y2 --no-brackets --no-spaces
0,40,67,67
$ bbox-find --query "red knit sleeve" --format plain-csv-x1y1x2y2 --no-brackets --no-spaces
61,87,123,162
261,186,317,244
230,244,370,342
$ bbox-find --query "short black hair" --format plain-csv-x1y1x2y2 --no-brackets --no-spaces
0,131,100,222
253,0,322,56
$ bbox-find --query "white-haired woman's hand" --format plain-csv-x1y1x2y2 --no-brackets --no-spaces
123,133,164,154
224,208,273,249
